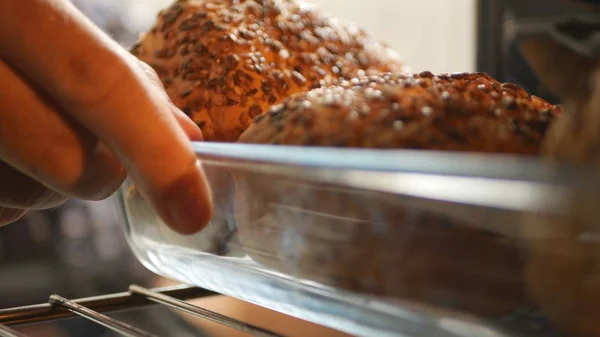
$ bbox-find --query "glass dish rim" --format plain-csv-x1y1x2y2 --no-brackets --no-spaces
189,142,600,214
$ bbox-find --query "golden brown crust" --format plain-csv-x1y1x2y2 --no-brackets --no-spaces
239,72,560,154
131,0,407,141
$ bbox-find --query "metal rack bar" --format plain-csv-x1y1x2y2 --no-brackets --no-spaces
129,285,284,337
49,295,158,337
0,285,286,337
0,285,215,327
0,324,27,337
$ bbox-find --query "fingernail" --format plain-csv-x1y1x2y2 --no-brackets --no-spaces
162,168,212,235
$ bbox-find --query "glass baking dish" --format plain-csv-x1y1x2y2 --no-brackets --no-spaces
115,142,600,337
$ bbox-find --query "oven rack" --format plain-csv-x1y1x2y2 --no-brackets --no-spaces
0,284,286,337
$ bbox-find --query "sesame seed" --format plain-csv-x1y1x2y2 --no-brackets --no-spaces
393,120,404,130
181,89,192,98
291,71,307,85
348,111,359,120
502,97,518,109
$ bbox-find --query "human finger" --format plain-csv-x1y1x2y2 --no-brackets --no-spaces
0,160,67,210
0,0,212,233
0,59,126,200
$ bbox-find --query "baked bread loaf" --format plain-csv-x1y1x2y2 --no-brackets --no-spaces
240,71,557,151
131,0,407,141
234,72,560,317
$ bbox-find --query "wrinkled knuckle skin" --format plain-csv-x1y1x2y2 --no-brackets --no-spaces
0,161,68,209
0,185,66,210
60,51,132,109
69,163,127,201
0,207,25,226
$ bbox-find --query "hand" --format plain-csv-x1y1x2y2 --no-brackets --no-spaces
0,0,212,234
